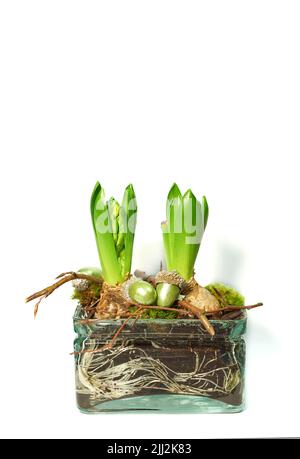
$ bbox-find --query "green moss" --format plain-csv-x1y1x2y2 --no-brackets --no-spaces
90,283,102,297
72,289,81,301
205,282,245,307
148,309,177,319
72,282,102,306
128,306,177,319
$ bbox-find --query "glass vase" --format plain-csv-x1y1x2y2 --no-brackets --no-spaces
73,305,246,414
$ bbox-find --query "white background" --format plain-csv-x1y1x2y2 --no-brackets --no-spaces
0,1,300,439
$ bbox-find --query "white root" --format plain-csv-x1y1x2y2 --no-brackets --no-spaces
76,340,241,402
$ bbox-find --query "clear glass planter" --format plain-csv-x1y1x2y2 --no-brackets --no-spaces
73,305,246,414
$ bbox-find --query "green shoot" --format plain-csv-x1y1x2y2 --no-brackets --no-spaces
161,183,208,281
91,182,137,285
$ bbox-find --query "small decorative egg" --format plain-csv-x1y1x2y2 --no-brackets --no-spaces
128,280,157,305
156,283,180,307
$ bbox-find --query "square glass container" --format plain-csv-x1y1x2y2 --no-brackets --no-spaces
74,305,246,414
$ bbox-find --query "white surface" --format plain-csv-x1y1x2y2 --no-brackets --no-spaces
0,1,300,439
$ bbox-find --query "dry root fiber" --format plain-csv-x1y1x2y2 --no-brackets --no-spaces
77,340,241,402
95,283,129,319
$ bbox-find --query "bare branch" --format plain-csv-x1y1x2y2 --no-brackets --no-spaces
25,272,102,304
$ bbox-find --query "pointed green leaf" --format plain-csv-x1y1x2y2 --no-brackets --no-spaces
119,184,137,278
166,183,183,271
161,221,172,270
161,184,208,281
167,183,182,214
180,189,202,280
202,195,209,230
90,182,122,284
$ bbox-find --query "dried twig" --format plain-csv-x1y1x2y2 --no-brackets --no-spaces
33,295,46,319
105,309,142,350
178,300,263,317
25,272,102,306
178,300,215,335
222,310,243,320
72,307,143,356
198,314,215,336
84,298,101,311
177,300,263,335
203,302,263,315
